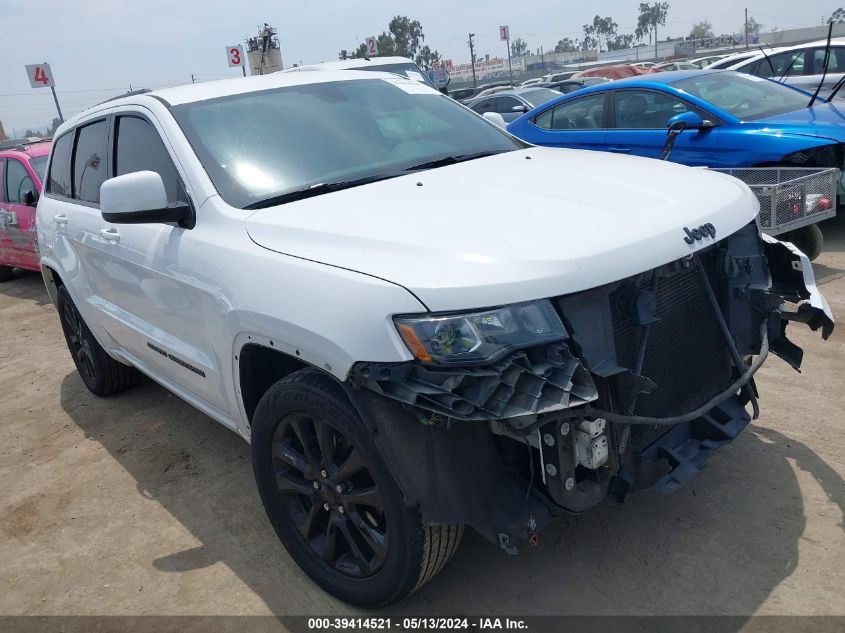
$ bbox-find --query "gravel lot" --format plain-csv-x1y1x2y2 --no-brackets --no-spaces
1,219,843,620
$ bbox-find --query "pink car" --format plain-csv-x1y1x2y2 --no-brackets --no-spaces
0,138,51,280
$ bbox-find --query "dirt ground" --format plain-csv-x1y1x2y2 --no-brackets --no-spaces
0,220,843,620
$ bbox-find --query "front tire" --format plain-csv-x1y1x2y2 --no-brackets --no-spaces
251,369,462,607
784,224,824,261
56,285,139,396
0,265,13,282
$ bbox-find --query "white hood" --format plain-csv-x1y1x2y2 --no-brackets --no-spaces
244,148,758,312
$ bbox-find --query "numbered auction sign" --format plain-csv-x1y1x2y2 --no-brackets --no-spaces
25,63,55,88
226,45,245,67
365,36,378,56
499,26,510,41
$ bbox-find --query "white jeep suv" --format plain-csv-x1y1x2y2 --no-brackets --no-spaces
37,70,833,606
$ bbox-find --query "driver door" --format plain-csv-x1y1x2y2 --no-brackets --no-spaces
0,157,40,270
604,89,719,165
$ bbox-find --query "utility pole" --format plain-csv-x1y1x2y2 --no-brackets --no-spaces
468,33,477,87
745,9,749,49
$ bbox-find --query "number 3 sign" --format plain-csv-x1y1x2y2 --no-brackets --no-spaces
226,45,245,67
25,63,55,88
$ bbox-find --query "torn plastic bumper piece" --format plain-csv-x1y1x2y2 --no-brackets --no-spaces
763,234,834,357
628,394,752,494
349,342,597,421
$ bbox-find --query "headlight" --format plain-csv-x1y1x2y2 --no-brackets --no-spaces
394,300,567,365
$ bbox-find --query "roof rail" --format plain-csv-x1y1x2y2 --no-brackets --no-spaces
95,88,152,106
0,137,52,151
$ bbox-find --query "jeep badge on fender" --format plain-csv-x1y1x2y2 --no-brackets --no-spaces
683,223,717,244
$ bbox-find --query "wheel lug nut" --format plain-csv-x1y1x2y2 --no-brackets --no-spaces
335,484,343,494
312,481,320,490
323,502,330,511
337,505,345,514
320,469,328,478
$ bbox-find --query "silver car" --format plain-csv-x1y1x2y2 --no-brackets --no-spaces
466,87,561,122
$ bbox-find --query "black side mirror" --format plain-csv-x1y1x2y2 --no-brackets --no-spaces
23,190,39,207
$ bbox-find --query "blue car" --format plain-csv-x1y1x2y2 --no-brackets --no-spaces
507,70,844,257
508,70,845,168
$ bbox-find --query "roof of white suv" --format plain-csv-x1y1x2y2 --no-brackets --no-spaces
58,70,432,133
286,56,421,72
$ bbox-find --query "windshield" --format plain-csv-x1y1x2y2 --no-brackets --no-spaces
354,62,436,88
172,78,521,209
521,88,561,107
29,155,48,181
673,72,813,120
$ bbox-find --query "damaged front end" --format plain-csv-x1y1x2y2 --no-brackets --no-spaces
345,223,833,553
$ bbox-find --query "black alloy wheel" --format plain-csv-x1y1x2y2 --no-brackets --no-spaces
61,295,98,387
55,284,139,396
251,369,464,606
272,411,388,577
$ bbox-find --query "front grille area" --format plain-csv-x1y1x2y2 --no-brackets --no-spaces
610,262,732,450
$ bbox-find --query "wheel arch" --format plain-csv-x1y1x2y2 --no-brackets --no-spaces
237,341,312,425
40,264,64,307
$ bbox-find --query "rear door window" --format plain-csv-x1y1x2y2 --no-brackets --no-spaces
535,93,604,130
73,120,109,204
47,132,73,198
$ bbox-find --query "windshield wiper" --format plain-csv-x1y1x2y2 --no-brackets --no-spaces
244,174,401,210
403,150,508,172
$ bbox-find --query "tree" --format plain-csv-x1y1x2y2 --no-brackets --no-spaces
510,37,528,58
582,15,618,52
635,2,670,58
607,34,635,51
689,21,714,40
743,16,764,37
344,15,435,61
554,37,577,53
829,8,845,23
415,45,440,70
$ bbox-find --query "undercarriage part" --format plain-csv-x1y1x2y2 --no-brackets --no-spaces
574,418,609,469
623,394,752,493
349,342,597,421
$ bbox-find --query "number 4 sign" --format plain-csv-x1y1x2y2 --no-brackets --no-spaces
25,63,55,88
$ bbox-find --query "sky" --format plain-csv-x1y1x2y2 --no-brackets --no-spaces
0,0,837,133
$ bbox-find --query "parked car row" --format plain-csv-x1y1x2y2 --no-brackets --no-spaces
500,69,844,258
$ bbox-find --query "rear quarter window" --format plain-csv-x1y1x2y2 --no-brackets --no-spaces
47,132,73,198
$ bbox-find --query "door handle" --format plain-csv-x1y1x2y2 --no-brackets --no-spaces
607,146,632,153
100,228,121,242
53,214,68,226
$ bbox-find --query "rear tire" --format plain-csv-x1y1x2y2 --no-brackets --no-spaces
56,285,139,396
0,266,13,282
785,224,824,261
251,369,463,607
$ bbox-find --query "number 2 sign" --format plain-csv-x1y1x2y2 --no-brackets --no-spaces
226,45,245,67
25,63,55,88
365,36,378,56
